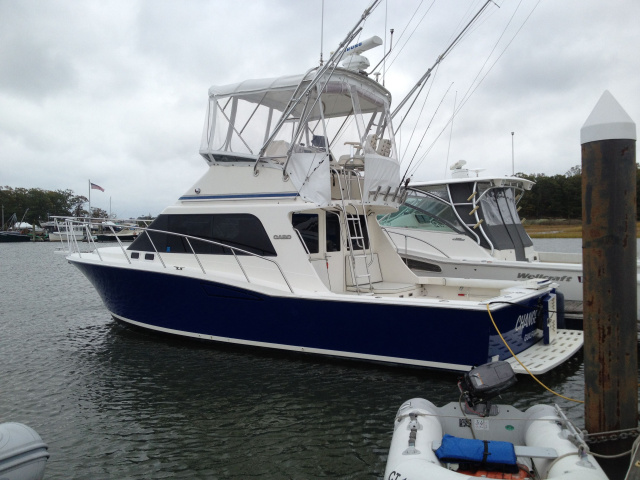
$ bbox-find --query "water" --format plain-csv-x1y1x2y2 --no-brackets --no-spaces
533,237,640,253
0,242,618,479
532,237,585,253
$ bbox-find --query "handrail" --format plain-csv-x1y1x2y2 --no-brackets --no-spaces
381,227,451,260
293,228,311,256
109,224,132,264
63,219,294,294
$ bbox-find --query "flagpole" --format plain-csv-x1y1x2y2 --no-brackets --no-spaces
88,179,91,220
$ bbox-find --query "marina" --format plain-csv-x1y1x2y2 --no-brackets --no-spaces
1,2,637,478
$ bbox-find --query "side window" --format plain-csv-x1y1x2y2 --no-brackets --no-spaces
128,214,276,256
292,213,319,254
326,212,341,252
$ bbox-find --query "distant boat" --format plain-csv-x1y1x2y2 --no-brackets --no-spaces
0,231,31,242
48,224,86,242
1,213,33,242
95,222,140,242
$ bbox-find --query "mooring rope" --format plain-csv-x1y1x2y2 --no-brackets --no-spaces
485,303,584,404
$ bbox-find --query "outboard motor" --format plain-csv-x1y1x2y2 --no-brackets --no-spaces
458,361,517,417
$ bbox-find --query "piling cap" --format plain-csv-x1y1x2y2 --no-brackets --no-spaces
581,90,636,144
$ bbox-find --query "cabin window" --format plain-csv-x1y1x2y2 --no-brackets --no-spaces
128,214,276,256
292,213,319,254
326,212,341,252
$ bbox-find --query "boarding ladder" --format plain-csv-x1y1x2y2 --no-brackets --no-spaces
333,168,376,294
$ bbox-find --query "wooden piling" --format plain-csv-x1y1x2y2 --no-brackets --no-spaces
581,90,637,462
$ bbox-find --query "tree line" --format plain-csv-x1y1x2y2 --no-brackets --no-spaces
2,165,640,228
516,164,640,221
0,186,110,228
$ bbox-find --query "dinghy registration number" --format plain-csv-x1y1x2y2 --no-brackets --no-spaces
472,418,489,430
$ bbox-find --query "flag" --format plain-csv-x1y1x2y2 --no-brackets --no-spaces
91,182,105,192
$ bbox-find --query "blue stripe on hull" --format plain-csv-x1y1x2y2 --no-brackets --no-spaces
71,261,544,370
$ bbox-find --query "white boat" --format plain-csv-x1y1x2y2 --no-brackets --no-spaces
48,227,85,242
43,220,86,242
378,163,640,324
64,23,582,374
384,362,608,480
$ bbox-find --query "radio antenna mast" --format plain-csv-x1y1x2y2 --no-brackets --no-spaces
319,0,325,66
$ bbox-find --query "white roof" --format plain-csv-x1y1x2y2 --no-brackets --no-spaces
207,68,391,118
411,175,535,190
208,73,309,99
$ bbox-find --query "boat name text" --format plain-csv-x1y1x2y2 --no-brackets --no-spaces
515,311,537,332
273,235,292,240
517,273,572,282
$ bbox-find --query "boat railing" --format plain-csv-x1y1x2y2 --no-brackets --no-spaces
380,227,451,260
62,218,294,294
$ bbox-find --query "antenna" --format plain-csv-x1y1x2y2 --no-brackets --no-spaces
450,159,467,170
319,0,325,66
371,28,394,79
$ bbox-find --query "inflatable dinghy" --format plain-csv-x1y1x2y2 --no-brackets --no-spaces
0,422,49,480
384,362,608,479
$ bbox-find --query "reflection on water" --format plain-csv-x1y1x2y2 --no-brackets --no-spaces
0,241,610,478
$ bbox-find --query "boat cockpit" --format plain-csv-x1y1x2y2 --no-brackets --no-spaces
379,177,535,260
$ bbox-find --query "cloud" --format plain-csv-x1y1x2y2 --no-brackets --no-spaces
1,0,638,218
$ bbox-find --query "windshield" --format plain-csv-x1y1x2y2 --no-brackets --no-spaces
378,192,465,233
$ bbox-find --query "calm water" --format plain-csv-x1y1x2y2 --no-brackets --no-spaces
0,241,614,479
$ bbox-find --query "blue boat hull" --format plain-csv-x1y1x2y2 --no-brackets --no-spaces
71,261,547,370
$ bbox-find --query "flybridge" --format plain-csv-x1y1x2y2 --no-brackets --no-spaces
198,65,403,208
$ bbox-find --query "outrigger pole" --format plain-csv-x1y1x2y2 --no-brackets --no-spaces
255,0,382,175
391,0,495,130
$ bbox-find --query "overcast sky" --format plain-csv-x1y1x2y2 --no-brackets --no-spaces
1,0,638,219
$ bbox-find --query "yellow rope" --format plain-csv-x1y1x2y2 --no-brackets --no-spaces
486,303,584,404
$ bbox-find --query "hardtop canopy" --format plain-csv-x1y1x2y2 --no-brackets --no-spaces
206,68,392,120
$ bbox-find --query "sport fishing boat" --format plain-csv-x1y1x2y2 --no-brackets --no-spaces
378,162,640,325
64,20,581,374
384,361,609,480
